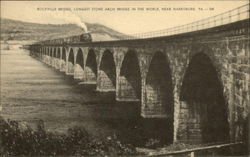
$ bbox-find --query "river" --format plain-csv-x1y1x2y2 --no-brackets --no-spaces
1,46,144,140
1,45,173,146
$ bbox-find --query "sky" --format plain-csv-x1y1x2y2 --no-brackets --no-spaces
1,1,249,35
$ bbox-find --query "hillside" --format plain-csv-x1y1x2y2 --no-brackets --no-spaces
0,18,128,42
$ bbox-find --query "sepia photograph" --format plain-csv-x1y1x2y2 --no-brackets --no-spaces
0,0,249,156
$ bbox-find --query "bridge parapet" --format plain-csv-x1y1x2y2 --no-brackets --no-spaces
121,4,249,40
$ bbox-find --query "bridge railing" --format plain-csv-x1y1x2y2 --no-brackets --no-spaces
119,3,249,40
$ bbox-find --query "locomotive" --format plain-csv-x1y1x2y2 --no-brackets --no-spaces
39,33,92,45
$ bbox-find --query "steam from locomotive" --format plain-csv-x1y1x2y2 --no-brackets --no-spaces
36,11,92,45
52,11,89,33
79,22,88,33
68,12,88,33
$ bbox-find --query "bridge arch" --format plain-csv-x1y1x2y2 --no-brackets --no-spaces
50,48,52,57
59,47,67,72
145,51,174,115
140,51,174,144
46,47,49,56
179,52,229,144
68,48,74,64
52,47,57,67
76,48,84,69
74,48,85,79
62,47,66,62
49,47,51,56
84,49,97,84
53,47,57,58
67,48,75,75
48,47,53,65
54,47,61,69
49,47,53,57
97,49,116,91
118,50,141,101
56,47,61,58
43,47,48,64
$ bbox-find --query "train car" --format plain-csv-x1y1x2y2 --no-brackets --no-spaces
79,33,92,42
62,33,92,44
37,33,92,45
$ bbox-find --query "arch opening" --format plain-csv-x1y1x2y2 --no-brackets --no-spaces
53,48,57,58
56,48,61,59
55,48,61,69
62,48,66,62
42,48,46,62
49,48,53,65
60,48,67,71
76,49,84,69
50,48,53,57
52,48,57,67
118,51,141,101
143,52,174,143
67,48,74,74
84,49,97,83
98,50,116,91
48,48,50,56
74,49,84,79
180,53,229,144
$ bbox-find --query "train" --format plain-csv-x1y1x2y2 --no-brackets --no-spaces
39,33,92,45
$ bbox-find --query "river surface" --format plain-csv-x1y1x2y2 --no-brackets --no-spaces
1,46,173,146
1,47,143,141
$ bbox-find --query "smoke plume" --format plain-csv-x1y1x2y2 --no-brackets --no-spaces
69,11,88,33
52,11,88,33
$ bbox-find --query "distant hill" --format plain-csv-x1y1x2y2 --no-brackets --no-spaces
0,18,128,42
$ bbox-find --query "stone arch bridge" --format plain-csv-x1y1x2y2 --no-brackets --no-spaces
29,19,249,145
